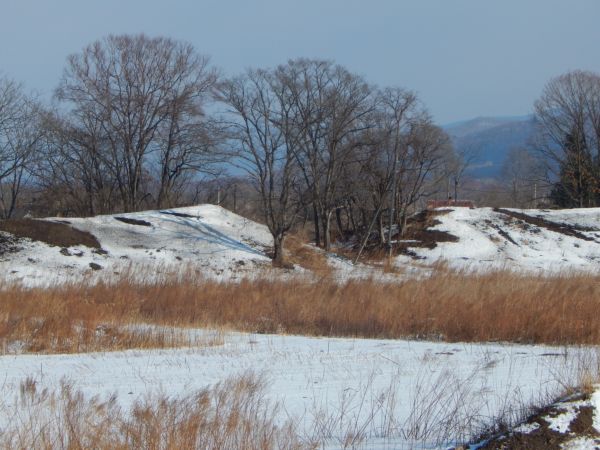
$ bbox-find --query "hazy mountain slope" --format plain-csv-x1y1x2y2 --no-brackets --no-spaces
443,115,537,178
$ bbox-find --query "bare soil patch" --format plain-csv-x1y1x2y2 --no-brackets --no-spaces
285,233,332,275
0,232,23,256
494,208,596,241
0,219,101,249
114,216,152,226
484,219,520,246
160,210,196,218
395,209,459,257
476,394,600,450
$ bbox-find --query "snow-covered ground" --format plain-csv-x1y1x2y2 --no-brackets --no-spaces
3,204,600,286
0,203,421,286
0,329,595,449
396,207,600,274
0,205,274,286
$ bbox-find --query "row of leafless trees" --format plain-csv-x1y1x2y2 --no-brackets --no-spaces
1,35,223,219
6,34,597,261
218,60,455,262
0,34,463,262
0,79,44,219
8,35,598,262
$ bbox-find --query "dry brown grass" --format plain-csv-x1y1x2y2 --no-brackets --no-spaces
2,271,600,352
1,373,310,450
0,280,222,354
136,271,600,344
284,232,332,275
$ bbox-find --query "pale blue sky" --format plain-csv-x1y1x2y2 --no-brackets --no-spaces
1,0,599,123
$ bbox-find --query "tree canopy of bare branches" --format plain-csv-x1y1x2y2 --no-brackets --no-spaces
0,77,43,218
1,35,463,263
272,59,376,250
534,70,600,207
218,69,303,266
54,34,219,212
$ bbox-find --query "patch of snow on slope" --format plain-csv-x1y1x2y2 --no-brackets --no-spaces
0,204,273,287
592,386,600,433
523,207,600,231
512,421,540,434
561,436,600,449
543,400,588,434
397,207,600,274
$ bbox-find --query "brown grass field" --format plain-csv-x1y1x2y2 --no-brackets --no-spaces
2,270,600,354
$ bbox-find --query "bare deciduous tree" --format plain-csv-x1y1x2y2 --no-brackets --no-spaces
534,70,600,207
344,88,452,261
219,69,302,266
350,87,423,257
0,77,43,218
55,34,218,212
275,59,375,250
36,107,117,216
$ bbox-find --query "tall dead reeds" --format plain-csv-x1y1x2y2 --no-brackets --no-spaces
1,270,600,353
1,373,309,450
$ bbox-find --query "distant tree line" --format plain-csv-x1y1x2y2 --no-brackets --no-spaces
5,34,593,263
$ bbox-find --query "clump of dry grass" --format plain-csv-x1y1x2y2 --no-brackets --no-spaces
284,232,332,276
2,271,600,353
1,373,310,450
0,280,221,354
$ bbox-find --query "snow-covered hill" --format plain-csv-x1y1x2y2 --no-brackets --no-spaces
3,204,600,286
0,205,273,286
397,207,600,274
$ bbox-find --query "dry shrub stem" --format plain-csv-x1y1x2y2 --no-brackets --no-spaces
1,271,600,353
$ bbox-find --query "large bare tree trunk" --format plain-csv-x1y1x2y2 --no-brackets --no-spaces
272,233,286,267
321,210,332,251
312,204,321,247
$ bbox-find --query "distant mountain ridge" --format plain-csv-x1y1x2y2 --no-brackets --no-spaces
442,115,537,178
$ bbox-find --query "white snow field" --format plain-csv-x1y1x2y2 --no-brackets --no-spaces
0,204,274,286
0,329,596,449
396,206,600,274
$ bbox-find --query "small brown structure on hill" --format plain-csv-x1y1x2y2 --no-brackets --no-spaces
426,199,475,209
